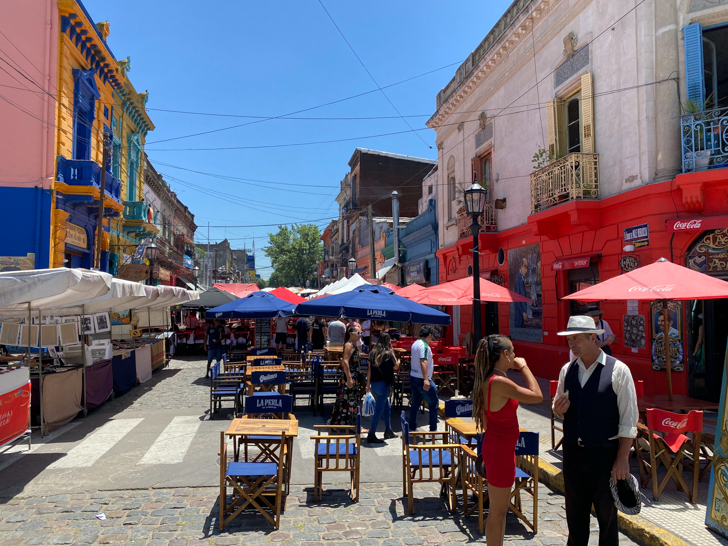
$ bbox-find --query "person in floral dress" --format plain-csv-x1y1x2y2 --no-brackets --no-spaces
328,323,366,426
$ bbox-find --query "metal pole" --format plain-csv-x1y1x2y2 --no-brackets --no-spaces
95,132,111,269
81,305,88,417
471,215,483,349
207,222,211,288
662,300,673,401
368,205,376,283
391,191,400,286
38,309,44,437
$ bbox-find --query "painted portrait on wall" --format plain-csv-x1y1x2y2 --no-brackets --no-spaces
508,243,542,342
650,301,684,371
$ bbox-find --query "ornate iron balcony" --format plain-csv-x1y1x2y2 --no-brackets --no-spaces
457,200,497,240
530,152,599,214
681,107,728,172
56,156,122,203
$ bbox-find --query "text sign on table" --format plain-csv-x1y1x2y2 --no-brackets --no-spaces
245,394,292,414
252,358,282,367
251,370,287,384
444,399,473,418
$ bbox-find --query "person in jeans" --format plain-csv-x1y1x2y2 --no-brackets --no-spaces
409,325,438,431
365,333,399,443
204,319,224,377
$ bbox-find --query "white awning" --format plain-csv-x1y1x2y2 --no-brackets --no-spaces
376,258,396,280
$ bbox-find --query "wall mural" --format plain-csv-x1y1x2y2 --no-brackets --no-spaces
508,244,542,342
687,228,728,280
0,253,35,271
650,301,684,372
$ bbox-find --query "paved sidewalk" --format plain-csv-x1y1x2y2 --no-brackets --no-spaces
0,482,638,546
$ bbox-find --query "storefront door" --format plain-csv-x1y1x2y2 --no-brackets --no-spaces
686,229,728,402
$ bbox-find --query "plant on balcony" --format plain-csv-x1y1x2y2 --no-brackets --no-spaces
681,94,714,169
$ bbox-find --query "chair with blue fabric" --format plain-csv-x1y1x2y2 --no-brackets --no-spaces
250,347,276,356
444,400,479,448
400,410,459,515
219,431,286,530
316,360,340,412
250,357,283,367
288,353,318,414
311,410,361,502
209,362,243,417
248,368,288,397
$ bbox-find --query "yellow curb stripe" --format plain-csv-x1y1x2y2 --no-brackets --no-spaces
537,458,691,546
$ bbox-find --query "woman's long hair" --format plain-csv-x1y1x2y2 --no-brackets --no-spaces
343,323,360,346
472,335,510,431
368,333,393,368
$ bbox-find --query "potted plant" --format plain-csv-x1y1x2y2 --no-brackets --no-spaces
681,94,714,170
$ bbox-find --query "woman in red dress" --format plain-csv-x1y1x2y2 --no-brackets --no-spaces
472,335,543,546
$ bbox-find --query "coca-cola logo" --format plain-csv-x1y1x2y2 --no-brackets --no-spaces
671,219,702,231
628,285,675,293
662,417,688,429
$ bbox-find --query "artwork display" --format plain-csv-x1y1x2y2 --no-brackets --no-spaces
622,315,646,349
0,323,20,346
650,301,684,371
18,325,39,348
111,310,131,325
81,316,95,335
94,312,110,333
508,243,542,342
40,324,58,348
58,322,79,346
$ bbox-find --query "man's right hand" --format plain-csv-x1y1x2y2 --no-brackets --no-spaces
423,381,430,391
553,395,570,417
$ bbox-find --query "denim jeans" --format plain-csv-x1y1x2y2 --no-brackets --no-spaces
369,380,391,433
207,346,222,364
409,376,439,431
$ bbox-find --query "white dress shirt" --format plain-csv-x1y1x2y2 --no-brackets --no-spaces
553,351,638,439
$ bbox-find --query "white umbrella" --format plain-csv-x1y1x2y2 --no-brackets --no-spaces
326,273,372,295
40,279,155,316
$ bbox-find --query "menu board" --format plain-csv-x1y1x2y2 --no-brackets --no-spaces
255,318,271,348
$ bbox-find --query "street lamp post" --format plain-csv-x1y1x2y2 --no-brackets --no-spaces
464,182,487,349
146,242,157,286
348,257,357,279
193,265,200,290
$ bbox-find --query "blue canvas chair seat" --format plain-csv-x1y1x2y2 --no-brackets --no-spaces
210,363,243,417
515,467,529,479
219,432,285,530
400,410,459,515
311,411,361,502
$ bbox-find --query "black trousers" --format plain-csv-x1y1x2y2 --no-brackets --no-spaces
563,443,619,546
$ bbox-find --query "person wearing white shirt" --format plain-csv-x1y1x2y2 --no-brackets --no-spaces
553,316,638,546
275,316,288,351
185,313,199,330
408,325,438,432
586,308,617,356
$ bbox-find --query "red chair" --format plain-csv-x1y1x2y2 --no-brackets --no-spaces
641,409,703,503
432,354,459,393
549,380,563,450
634,380,644,397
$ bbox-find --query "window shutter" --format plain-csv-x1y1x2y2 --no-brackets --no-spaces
471,157,480,187
547,99,558,158
581,72,594,153
684,23,705,104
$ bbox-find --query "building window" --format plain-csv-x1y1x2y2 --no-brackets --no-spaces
72,69,100,161
547,72,594,157
127,132,142,201
447,156,456,221
685,23,728,110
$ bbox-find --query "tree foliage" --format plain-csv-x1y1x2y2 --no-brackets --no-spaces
264,224,322,288
253,277,267,289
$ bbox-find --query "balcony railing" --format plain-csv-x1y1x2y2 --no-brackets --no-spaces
123,201,157,224
530,153,599,214
457,201,497,240
56,156,122,203
681,106,728,173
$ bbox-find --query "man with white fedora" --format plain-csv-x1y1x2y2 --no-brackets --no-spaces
553,315,638,546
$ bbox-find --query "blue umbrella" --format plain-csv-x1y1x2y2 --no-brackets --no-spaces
295,286,451,325
206,291,296,319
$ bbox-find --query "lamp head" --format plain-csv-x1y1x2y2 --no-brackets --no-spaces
146,242,158,262
464,183,487,216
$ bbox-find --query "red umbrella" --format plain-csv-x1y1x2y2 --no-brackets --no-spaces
270,287,307,304
398,283,427,300
413,276,530,306
564,258,728,398
380,282,401,293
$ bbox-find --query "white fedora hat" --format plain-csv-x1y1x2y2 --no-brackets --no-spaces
557,315,605,336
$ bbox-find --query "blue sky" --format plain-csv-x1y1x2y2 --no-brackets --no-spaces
82,0,513,280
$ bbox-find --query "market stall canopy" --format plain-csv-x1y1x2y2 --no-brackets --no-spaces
414,276,530,305
398,283,427,300
376,258,396,280
148,287,198,309
562,258,728,301
311,277,345,298
325,273,371,296
213,283,258,297
0,268,112,315
270,287,307,304
206,291,296,319
295,285,451,325
379,282,400,293
41,278,154,316
181,286,237,309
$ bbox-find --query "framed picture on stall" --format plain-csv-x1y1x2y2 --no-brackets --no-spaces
59,322,79,346
94,312,110,334
81,316,95,335
0,323,20,346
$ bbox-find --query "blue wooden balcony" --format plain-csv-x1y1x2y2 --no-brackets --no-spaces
123,200,159,238
56,156,122,203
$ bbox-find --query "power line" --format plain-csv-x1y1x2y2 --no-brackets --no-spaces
316,0,430,150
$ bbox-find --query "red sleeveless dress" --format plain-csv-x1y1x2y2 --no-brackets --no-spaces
482,375,520,488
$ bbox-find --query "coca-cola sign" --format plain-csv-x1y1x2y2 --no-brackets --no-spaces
661,417,688,429
667,215,728,233
628,284,675,293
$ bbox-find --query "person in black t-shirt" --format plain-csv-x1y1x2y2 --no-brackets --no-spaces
295,317,311,357
311,317,326,350
365,332,399,443
204,319,224,377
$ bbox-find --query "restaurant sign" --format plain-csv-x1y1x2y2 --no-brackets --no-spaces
118,263,149,282
65,224,88,249
667,215,728,232
406,259,426,284
624,223,649,248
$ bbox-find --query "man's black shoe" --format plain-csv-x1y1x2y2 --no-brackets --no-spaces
384,429,397,439
367,434,385,444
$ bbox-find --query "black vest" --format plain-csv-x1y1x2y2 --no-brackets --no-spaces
563,356,620,447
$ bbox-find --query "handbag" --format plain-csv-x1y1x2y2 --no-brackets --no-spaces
361,391,376,417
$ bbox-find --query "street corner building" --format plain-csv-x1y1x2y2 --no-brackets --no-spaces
429,0,728,402
0,0,155,274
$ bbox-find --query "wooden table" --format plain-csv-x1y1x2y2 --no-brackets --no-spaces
446,417,483,443
245,365,286,395
638,395,719,413
247,355,276,363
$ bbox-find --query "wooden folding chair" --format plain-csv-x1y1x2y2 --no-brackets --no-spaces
549,380,563,450
316,361,340,411
444,399,478,447
311,411,362,502
432,354,459,394
250,347,277,356
288,354,318,413
249,369,288,396
219,431,286,530
640,408,703,503
391,361,412,410
400,410,459,515
250,357,283,367
210,362,244,417
460,444,487,534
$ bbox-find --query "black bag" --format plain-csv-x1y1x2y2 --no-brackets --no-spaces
475,453,487,478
